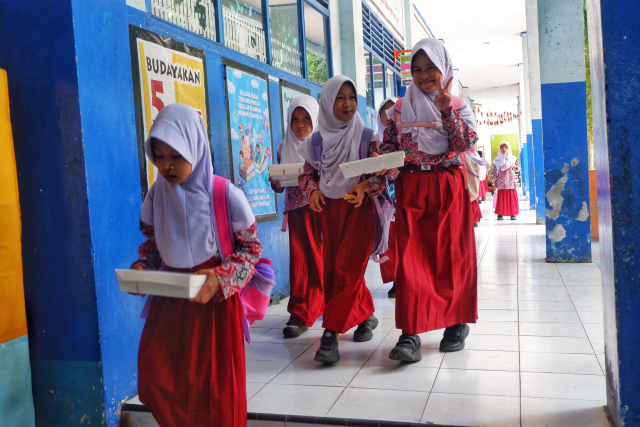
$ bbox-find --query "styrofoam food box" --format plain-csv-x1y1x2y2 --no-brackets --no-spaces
116,269,206,299
268,163,304,187
339,151,405,178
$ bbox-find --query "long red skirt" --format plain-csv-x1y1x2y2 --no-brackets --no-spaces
471,199,483,224
479,177,489,198
380,220,398,284
494,188,520,216
287,205,324,327
138,257,247,427
394,167,478,335
320,197,376,333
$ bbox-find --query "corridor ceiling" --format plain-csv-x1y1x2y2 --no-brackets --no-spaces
415,0,526,107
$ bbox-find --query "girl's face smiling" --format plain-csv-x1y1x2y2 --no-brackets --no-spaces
290,107,313,138
411,50,442,93
333,83,358,122
500,144,509,155
152,138,193,185
379,100,395,126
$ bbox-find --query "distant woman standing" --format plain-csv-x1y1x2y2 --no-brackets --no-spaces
492,141,521,220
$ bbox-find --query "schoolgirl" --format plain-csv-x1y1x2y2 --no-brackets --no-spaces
464,147,484,227
477,150,489,203
298,75,386,364
131,103,262,426
380,38,479,361
377,96,399,298
269,95,323,337
492,141,521,220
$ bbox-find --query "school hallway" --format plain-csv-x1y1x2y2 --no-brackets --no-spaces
121,190,609,427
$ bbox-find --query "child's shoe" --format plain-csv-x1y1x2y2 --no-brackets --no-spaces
389,334,422,362
511,216,517,220
314,330,340,363
439,324,470,352
388,282,396,298
354,314,379,342
283,317,308,337
497,215,504,220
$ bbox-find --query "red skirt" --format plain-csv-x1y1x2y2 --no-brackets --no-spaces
287,205,324,327
138,257,247,427
479,177,489,198
471,199,483,223
380,220,398,284
319,197,376,333
494,188,520,216
394,167,478,335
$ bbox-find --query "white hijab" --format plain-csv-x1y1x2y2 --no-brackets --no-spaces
493,141,517,171
280,95,319,164
298,76,367,199
377,96,398,140
401,38,477,155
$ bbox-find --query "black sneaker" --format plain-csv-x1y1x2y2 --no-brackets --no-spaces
314,329,340,363
283,317,309,337
388,282,396,298
474,223,479,228
389,334,422,362
478,199,482,205
497,215,504,220
353,314,379,342
511,216,517,220
439,324,470,352
482,197,486,201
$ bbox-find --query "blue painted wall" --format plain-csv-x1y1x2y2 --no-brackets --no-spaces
0,1,105,424
526,133,536,209
521,141,529,197
587,0,640,424
540,82,591,262
531,119,545,222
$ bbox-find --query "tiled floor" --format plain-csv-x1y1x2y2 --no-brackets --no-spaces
245,191,610,426
124,191,611,427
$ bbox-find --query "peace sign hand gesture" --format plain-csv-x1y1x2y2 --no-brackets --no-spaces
434,76,454,119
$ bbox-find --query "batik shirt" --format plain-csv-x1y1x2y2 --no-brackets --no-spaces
492,162,521,190
133,220,263,302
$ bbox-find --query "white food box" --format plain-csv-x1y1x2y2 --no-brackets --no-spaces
339,151,405,178
116,269,206,299
268,163,304,187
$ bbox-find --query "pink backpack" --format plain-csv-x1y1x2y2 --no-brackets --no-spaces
210,175,275,344
393,96,464,138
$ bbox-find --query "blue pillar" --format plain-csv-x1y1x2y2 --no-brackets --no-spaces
518,65,529,199
538,0,591,262
587,0,640,424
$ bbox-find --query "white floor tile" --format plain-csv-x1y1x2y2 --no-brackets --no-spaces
431,368,520,397
327,388,429,423
520,336,595,354
478,309,519,322
365,346,445,368
520,352,603,375
521,397,609,427
244,342,311,362
422,393,520,427
469,320,519,336
246,382,266,400
478,299,519,310
519,322,588,338
245,360,291,383
464,333,520,351
519,310,582,324
441,350,519,372
521,372,607,401
248,384,343,417
270,361,362,387
252,315,290,329
349,364,438,392
519,300,577,312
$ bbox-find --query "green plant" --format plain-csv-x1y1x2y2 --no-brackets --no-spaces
306,51,327,85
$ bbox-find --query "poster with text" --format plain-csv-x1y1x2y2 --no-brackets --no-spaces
129,26,209,197
226,66,277,218
280,86,307,136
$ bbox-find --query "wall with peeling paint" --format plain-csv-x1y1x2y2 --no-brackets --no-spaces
538,0,591,262
587,0,640,425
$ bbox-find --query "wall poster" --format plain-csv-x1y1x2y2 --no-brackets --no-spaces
224,64,277,220
129,25,209,198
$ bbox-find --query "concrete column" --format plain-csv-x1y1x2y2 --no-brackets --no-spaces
329,0,366,98
525,0,546,223
518,64,529,198
451,69,460,98
521,33,537,208
404,0,414,48
538,0,591,262
587,0,640,424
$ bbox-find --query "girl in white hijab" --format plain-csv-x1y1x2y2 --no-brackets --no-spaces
268,95,324,338
131,103,262,427
377,38,479,363
297,75,387,364
492,141,521,220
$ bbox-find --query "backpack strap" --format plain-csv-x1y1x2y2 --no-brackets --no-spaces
211,175,235,260
360,128,374,159
452,95,464,111
311,131,323,164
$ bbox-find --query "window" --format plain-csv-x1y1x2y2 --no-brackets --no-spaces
364,51,373,108
304,2,329,85
385,67,395,98
152,0,217,41
362,2,404,74
372,56,384,108
270,0,303,76
222,0,266,62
